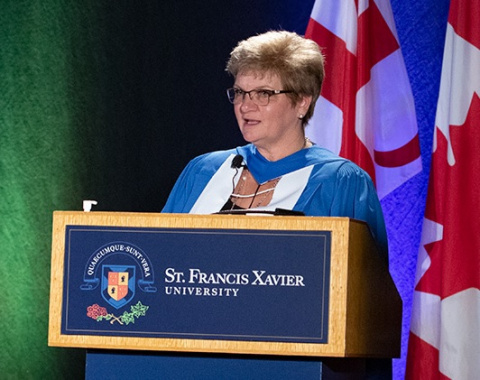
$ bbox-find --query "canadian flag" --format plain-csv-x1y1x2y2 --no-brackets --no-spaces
406,1,480,379
305,0,422,200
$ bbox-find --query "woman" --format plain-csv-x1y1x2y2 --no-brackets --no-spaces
163,30,388,257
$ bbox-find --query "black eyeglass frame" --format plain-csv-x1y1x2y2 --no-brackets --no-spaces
226,88,294,105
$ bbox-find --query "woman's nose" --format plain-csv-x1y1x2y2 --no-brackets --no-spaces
239,94,257,111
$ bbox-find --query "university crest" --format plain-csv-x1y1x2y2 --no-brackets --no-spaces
101,265,135,309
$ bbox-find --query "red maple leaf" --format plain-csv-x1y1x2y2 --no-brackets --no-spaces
305,1,401,184
416,93,480,299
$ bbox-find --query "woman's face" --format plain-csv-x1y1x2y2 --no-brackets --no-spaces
233,71,310,160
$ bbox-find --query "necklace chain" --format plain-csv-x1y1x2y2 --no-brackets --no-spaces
231,186,276,198
230,169,281,209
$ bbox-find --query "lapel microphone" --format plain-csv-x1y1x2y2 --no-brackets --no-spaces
230,154,245,195
231,154,245,169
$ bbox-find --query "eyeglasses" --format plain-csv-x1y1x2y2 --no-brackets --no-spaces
226,88,293,106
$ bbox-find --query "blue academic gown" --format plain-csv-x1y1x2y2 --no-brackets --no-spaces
163,144,388,258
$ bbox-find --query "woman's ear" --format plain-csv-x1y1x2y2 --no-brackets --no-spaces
298,95,313,115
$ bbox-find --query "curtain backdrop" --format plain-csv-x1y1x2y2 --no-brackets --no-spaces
0,1,448,378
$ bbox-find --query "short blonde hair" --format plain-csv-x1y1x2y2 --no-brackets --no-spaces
226,30,325,126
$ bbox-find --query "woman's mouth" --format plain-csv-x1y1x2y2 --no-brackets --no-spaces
244,118,260,126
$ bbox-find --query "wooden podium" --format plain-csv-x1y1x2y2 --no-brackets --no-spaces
49,211,401,378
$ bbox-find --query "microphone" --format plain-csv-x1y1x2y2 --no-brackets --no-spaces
230,154,245,197
231,154,245,169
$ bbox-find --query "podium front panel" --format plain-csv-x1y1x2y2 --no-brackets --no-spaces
61,225,331,343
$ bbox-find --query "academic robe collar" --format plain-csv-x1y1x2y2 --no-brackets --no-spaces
235,144,340,184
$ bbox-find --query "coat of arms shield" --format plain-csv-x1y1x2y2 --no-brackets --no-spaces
101,265,135,309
